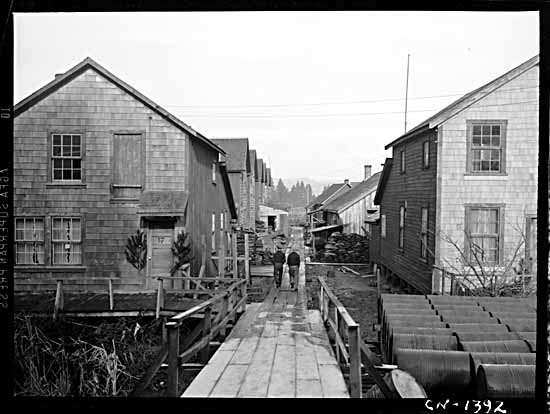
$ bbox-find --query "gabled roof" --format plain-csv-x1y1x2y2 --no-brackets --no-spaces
249,150,258,180
14,57,225,155
374,159,393,206
211,138,250,172
385,54,539,150
219,161,238,219
306,183,350,210
256,158,264,182
323,172,382,213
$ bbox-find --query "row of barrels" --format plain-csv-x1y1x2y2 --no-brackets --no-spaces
376,294,536,398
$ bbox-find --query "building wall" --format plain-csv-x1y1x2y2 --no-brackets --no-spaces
378,128,438,293
340,193,375,234
248,173,256,229
436,66,538,280
255,181,262,221
14,67,188,291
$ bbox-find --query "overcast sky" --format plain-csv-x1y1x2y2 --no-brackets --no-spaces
14,11,539,185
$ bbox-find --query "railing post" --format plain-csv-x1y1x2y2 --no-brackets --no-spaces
166,322,180,397
156,278,164,320
441,269,446,295
108,279,114,311
200,306,212,364
219,292,229,338
54,279,64,320
232,233,238,279
244,233,250,284
334,308,340,362
348,324,362,398
240,281,247,313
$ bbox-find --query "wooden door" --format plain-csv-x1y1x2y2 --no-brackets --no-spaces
526,216,537,275
147,223,174,289
112,133,143,200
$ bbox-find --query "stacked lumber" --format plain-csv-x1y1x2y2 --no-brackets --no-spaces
320,232,369,263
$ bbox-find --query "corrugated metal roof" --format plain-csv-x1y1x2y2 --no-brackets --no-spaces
211,138,250,172
322,172,382,213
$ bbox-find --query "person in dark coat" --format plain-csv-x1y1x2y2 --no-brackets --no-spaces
272,247,286,288
287,249,300,290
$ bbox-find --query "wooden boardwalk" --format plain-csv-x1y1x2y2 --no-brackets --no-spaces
182,229,349,398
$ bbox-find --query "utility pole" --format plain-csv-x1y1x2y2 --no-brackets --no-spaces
404,54,410,134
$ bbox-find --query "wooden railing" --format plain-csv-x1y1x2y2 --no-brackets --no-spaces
163,278,247,397
317,276,397,398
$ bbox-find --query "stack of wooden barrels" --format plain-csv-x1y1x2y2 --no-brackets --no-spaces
378,293,536,399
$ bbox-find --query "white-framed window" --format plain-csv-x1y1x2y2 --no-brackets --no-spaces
399,205,405,250
212,162,217,183
465,206,502,265
381,215,386,238
52,217,82,265
15,218,45,265
467,121,507,174
420,207,428,259
52,134,82,181
422,141,430,169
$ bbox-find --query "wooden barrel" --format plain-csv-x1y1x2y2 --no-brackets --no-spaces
448,323,508,333
395,349,472,398
460,340,531,353
363,369,427,398
476,364,535,399
524,339,536,352
437,309,491,318
454,331,520,342
502,318,536,332
433,304,481,313
391,327,452,336
489,311,535,319
440,314,495,324
469,352,536,375
516,331,536,342
427,295,479,303
481,304,531,313
391,334,458,364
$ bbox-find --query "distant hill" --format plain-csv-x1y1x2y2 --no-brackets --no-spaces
278,177,334,197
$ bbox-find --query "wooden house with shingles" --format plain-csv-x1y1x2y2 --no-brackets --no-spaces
248,149,257,229
212,138,253,229
14,57,237,292
371,55,538,294
321,168,381,235
255,157,265,220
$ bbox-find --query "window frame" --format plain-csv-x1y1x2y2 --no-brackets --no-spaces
381,214,386,238
15,217,45,265
110,131,145,202
422,141,430,169
465,120,507,176
420,206,428,261
398,205,405,250
51,216,83,266
49,132,85,184
464,204,505,266
400,150,406,174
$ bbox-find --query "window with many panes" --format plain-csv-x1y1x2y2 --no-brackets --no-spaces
400,150,406,173
467,121,506,174
52,134,82,181
52,217,82,265
15,218,45,264
399,205,405,249
420,207,428,259
465,206,501,265
422,141,430,168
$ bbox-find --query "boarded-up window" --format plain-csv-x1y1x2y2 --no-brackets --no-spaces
381,215,386,238
112,133,143,200
52,134,82,181
420,207,428,259
465,206,501,265
15,218,44,264
399,205,405,249
52,217,82,265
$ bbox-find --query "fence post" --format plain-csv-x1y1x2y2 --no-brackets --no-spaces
108,279,114,311
166,322,180,397
54,280,64,320
244,233,250,284
156,278,164,320
348,324,362,398
200,307,212,364
319,283,324,321
240,281,247,313
441,269,446,295
219,293,229,339
334,308,340,362
232,233,238,279
218,229,225,280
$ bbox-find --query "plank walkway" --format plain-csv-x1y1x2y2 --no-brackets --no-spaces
182,228,349,398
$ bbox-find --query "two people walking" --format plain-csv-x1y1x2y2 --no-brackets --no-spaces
272,247,300,290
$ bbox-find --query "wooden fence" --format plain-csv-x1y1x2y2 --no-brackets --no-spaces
317,277,397,398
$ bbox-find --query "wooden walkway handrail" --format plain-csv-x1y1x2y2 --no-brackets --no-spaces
318,276,358,328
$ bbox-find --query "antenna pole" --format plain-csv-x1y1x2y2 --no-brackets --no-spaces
404,54,410,133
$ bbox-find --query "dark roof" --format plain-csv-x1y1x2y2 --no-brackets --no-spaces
219,162,238,219
385,54,539,150
323,172,382,213
306,183,350,210
249,150,258,180
14,57,225,155
137,191,189,216
256,158,264,182
373,159,393,206
211,138,250,172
